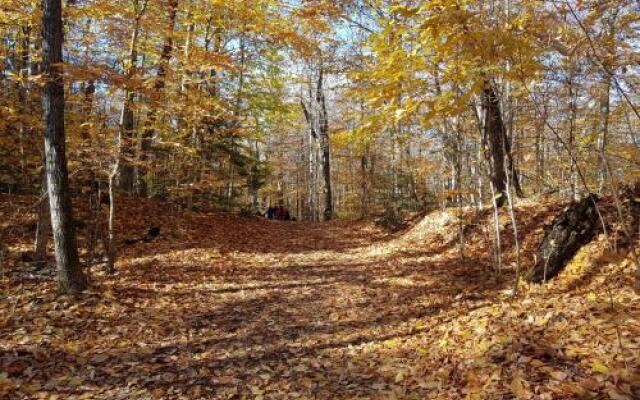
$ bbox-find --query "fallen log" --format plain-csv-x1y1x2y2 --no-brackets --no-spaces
525,194,600,283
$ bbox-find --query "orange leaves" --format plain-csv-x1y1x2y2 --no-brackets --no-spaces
352,0,548,139
2,193,640,398
294,0,341,19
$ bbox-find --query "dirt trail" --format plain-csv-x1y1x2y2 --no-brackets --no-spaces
103,208,504,398
1,196,639,399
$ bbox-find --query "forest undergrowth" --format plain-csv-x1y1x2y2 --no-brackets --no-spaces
1,194,639,399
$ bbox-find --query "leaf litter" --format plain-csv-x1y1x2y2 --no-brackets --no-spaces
1,195,639,399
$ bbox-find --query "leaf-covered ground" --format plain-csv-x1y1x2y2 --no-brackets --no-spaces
1,195,639,399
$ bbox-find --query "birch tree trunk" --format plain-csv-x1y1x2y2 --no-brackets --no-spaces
32,23,50,268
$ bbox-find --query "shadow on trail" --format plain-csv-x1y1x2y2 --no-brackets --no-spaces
2,244,511,397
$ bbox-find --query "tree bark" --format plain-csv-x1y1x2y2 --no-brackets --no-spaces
567,71,578,200
250,140,260,211
360,153,369,218
120,94,137,192
32,24,50,268
42,0,87,293
481,81,523,207
596,9,617,194
34,170,51,267
534,96,547,194
317,68,333,221
119,0,147,193
106,162,117,274
17,25,32,190
301,94,318,221
525,194,600,283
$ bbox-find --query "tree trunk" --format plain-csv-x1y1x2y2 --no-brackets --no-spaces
106,156,119,274
597,76,612,194
525,194,600,283
301,91,318,221
597,10,617,194
361,153,369,218
32,28,49,268
34,170,51,267
481,81,523,207
567,72,578,200
250,140,260,211
42,0,87,293
317,68,333,221
16,26,32,190
119,1,147,193
534,98,547,194
119,91,136,193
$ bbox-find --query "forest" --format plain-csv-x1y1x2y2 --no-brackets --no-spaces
1,0,640,398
